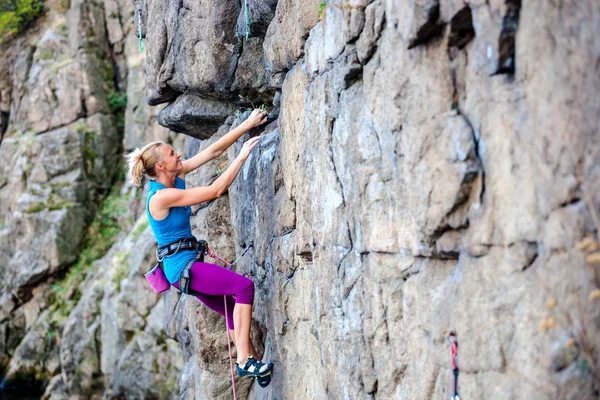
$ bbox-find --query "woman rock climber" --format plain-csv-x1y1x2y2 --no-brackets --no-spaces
127,109,273,386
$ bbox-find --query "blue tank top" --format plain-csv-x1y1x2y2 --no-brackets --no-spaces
146,177,197,284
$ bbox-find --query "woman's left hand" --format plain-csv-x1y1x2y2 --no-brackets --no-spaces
239,136,260,160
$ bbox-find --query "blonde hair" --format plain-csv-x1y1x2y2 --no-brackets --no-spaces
127,141,165,186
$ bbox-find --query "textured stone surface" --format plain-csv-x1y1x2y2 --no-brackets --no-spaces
0,0,599,399
141,0,275,134
263,0,321,74
0,113,120,297
144,0,240,104
157,94,237,139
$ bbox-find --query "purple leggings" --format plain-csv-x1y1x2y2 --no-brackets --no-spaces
172,261,254,330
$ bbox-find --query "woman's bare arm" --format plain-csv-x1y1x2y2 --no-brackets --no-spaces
180,109,267,175
151,137,261,215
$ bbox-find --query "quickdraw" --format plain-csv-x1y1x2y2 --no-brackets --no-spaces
137,8,144,52
448,330,460,400
243,0,250,40
207,242,253,270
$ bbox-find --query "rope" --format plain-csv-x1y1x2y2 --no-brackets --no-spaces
448,331,460,400
137,9,144,52
207,243,253,269
244,0,250,40
224,298,237,400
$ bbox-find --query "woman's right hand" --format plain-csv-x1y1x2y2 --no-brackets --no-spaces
246,109,268,128
239,136,260,160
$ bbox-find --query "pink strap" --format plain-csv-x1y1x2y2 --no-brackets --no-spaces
224,296,237,400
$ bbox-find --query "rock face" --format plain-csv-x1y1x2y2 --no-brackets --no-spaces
1,0,599,399
0,0,183,396
0,0,123,314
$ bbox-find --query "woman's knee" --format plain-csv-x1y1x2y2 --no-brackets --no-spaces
236,276,254,305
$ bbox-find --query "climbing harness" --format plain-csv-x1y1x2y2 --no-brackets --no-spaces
176,240,207,294
149,237,253,295
244,0,250,40
156,237,201,260
136,8,144,52
448,331,460,400
145,238,202,293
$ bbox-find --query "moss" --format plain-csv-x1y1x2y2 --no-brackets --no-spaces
25,202,46,213
77,125,97,175
55,21,66,36
157,373,178,400
112,249,129,290
0,12,21,39
49,56,75,74
26,190,73,213
36,48,53,60
51,181,71,189
108,91,127,129
98,60,115,90
131,218,149,240
48,192,74,210
318,2,326,18
56,0,68,12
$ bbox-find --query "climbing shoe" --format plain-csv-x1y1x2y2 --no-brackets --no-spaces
236,357,273,378
256,371,272,388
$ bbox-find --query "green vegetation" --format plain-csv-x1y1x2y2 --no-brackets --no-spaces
108,91,127,129
48,193,74,211
56,0,67,12
131,218,149,240
112,249,129,290
76,124,98,176
55,21,66,36
49,183,128,321
36,48,53,60
318,2,326,18
25,202,46,213
48,56,75,74
234,103,272,119
0,0,45,43
25,185,74,214
51,181,71,189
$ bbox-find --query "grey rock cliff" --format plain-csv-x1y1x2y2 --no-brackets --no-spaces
140,0,600,398
0,0,599,399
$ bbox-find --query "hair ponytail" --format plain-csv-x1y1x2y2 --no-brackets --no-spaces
126,141,165,187
127,148,145,187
